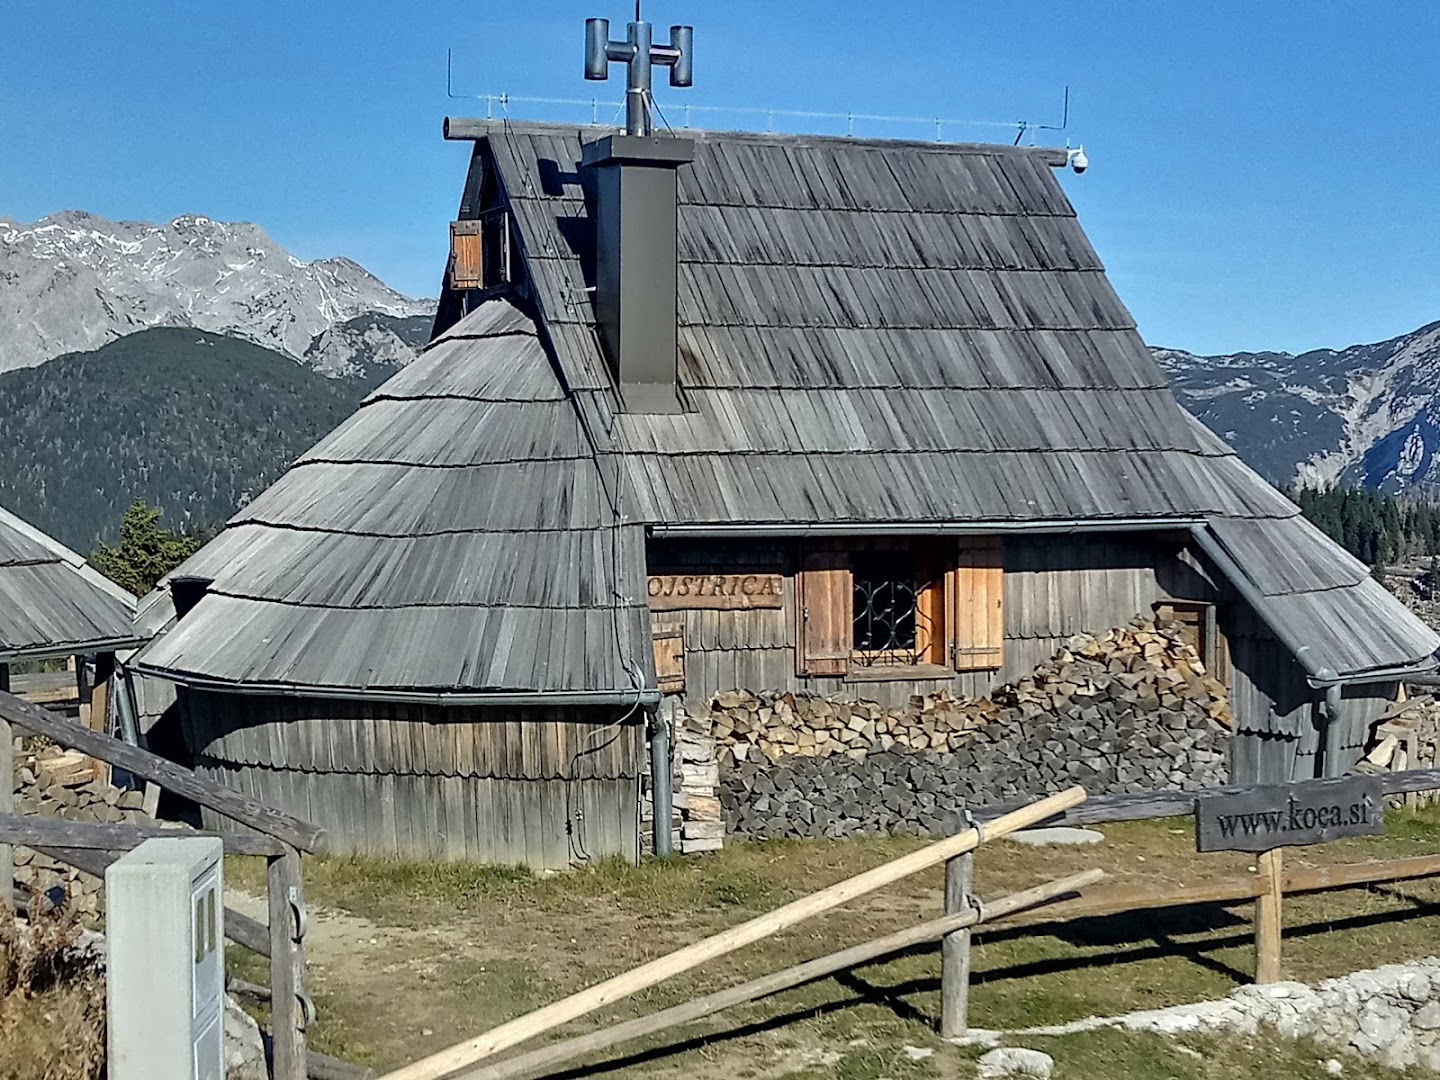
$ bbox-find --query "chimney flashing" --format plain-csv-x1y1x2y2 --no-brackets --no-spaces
582,133,695,169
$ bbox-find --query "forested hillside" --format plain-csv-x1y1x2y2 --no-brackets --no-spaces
1294,485,1440,567
0,328,366,550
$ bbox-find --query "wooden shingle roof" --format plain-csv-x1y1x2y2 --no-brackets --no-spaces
132,122,1437,695
0,505,138,660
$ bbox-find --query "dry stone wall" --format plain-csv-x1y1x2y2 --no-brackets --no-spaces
709,621,1232,840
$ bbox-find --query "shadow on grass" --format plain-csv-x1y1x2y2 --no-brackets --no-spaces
522,891,1440,1079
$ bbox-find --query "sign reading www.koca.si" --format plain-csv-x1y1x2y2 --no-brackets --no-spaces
1195,774,1385,853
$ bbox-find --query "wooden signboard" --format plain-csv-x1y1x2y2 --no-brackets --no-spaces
1196,774,1384,853
647,574,783,611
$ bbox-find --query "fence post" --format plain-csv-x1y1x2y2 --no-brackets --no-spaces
0,662,10,912
940,851,973,1038
268,843,309,1080
1255,847,1283,983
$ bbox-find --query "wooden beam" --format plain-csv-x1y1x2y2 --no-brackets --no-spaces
939,852,972,1038
270,844,309,1080
1255,848,1283,984
459,869,1105,1080
973,768,1440,829
0,690,325,853
996,852,1440,928
31,844,272,956
380,786,1087,1080
0,813,284,856
0,708,10,914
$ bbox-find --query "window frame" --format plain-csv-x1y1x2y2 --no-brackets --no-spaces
797,537,1004,679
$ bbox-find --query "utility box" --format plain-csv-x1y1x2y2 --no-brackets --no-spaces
106,837,224,1080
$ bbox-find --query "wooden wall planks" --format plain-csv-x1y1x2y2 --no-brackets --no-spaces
182,692,643,868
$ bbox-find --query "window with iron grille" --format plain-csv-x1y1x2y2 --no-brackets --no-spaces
850,549,941,668
796,537,1004,677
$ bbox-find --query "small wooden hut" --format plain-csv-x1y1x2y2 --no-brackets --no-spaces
131,121,1438,867
0,504,140,723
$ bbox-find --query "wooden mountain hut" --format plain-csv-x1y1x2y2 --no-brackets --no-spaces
130,119,1438,867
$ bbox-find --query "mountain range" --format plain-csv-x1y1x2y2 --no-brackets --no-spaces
2,208,1438,552
1156,319,1440,496
0,211,433,378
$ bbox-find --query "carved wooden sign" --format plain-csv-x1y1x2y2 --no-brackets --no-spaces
1195,775,1384,853
647,573,784,610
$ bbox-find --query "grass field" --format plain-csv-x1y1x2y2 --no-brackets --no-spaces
226,806,1440,1079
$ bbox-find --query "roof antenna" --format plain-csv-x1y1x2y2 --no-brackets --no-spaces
585,8,693,136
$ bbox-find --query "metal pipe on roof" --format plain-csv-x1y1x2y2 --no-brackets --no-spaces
650,518,1207,540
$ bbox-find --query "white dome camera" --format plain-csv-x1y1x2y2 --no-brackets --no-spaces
1068,145,1089,174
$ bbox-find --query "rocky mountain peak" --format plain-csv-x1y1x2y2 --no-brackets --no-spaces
0,211,433,374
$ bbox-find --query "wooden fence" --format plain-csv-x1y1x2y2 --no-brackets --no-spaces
387,772,1440,1080
0,689,367,1080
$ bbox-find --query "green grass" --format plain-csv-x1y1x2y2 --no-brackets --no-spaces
221,807,1440,1078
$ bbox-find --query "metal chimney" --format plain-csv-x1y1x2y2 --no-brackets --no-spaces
581,11,695,413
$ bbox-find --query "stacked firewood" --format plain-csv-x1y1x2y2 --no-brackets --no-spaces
11,744,163,917
1361,694,1440,808
710,690,1000,767
717,619,1234,839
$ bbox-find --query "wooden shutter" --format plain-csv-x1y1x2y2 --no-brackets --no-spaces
798,548,851,676
450,220,483,289
652,623,685,694
949,536,1004,670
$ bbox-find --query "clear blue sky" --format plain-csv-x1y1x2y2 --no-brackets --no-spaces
3,1,1436,355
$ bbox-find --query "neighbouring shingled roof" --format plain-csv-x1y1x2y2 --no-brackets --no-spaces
132,122,1437,695
0,505,138,659
133,302,652,698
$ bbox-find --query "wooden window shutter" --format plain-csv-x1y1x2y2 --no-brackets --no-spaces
798,549,851,677
652,623,685,694
450,220,483,290
949,537,1004,670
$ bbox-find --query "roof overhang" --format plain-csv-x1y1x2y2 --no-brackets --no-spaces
127,661,660,710
649,517,1206,539
1188,524,1438,689
441,116,1071,167
0,636,147,664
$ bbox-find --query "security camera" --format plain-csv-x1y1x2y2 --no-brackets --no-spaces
1068,145,1089,174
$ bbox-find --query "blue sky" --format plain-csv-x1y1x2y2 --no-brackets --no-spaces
3,1,1436,355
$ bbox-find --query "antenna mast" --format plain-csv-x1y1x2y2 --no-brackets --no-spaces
584,9,693,135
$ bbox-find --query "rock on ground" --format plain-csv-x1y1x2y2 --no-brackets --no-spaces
977,1046,1055,1078
1005,827,1105,846
225,995,268,1080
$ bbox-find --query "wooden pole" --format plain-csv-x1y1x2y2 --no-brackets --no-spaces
380,786,1087,1080
0,664,10,913
939,852,973,1038
269,843,309,1080
459,869,1105,1080
1255,847,1284,984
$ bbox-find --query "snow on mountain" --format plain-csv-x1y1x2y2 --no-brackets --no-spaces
1155,320,1440,495
0,210,433,374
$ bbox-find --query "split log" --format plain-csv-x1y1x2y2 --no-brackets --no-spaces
379,786,1087,1080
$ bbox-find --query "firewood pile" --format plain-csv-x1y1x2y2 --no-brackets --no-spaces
716,619,1233,839
11,744,164,917
709,620,1230,772
1360,693,1440,807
